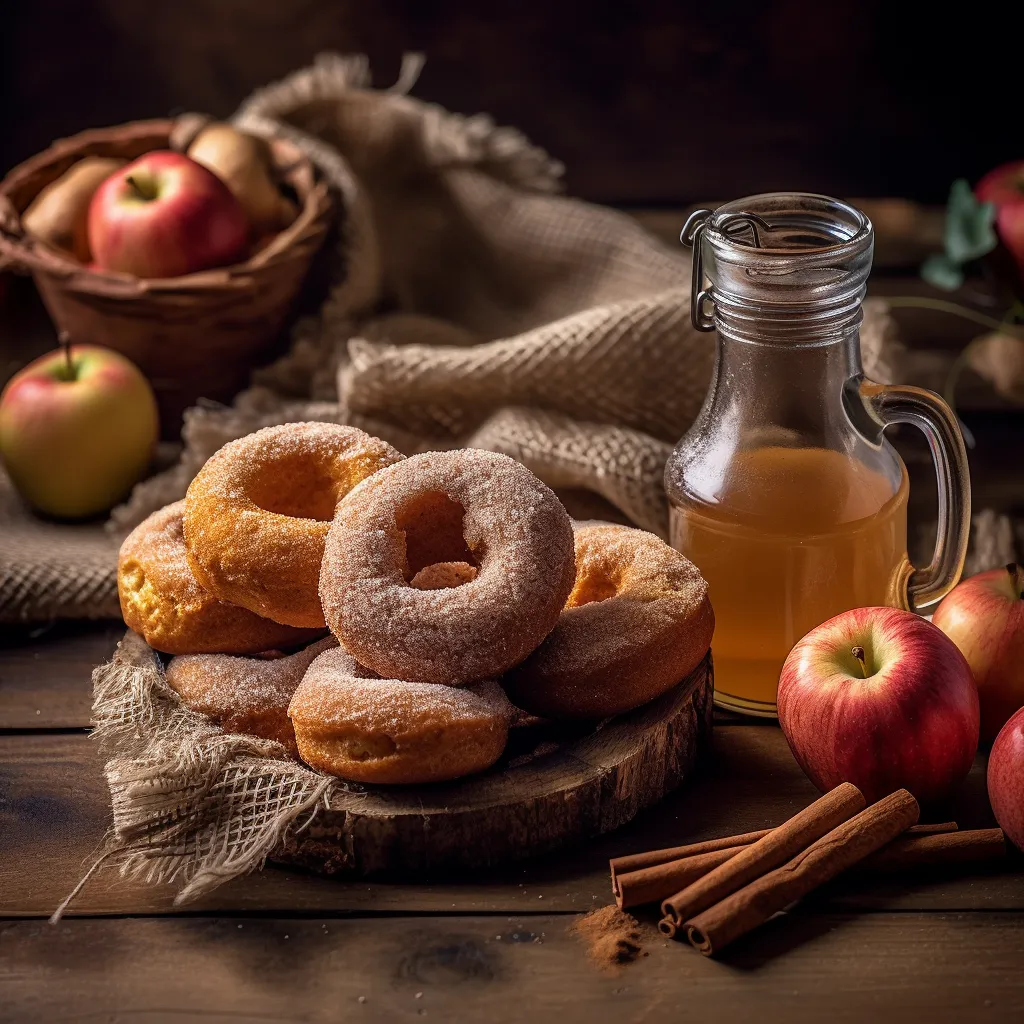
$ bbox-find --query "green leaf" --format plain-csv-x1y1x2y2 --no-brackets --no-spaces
944,179,997,264
921,253,965,291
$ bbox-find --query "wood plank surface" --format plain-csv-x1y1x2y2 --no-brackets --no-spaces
0,620,122,729
2,726,1019,919
3,912,1023,1024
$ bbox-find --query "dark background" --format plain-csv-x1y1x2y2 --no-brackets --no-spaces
2,0,1021,205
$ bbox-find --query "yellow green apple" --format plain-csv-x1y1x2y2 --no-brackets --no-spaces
0,344,158,518
22,156,125,262
187,123,297,236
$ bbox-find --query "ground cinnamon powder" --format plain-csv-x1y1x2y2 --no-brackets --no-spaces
570,905,644,970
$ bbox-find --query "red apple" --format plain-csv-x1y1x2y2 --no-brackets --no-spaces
988,706,1024,852
0,344,158,518
976,161,1024,279
88,150,248,278
932,564,1024,743
778,607,979,804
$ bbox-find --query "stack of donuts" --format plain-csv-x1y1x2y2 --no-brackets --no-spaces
118,423,714,785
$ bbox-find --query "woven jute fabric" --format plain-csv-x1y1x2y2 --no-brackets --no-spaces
58,626,592,916
0,472,121,622
1,52,1017,623
51,629,337,918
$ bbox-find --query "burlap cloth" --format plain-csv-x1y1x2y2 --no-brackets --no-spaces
9,52,1012,624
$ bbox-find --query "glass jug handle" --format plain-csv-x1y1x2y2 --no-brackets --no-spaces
851,378,972,611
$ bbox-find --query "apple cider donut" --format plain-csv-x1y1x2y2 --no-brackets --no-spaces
503,523,715,720
184,422,404,629
118,501,323,655
166,636,338,755
319,449,576,685
289,646,512,783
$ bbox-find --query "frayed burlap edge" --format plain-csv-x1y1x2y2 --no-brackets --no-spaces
235,52,564,194
52,631,345,921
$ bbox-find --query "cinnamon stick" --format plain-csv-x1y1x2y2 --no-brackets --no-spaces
612,820,957,909
609,829,773,881
906,821,958,836
858,828,1007,873
615,820,961,910
615,845,747,909
659,782,866,935
682,788,920,956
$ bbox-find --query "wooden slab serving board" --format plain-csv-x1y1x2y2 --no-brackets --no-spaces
272,653,713,877
100,632,712,881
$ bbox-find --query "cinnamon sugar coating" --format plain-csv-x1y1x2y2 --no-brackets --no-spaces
503,523,715,719
117,501,323,655
184,422,404,629
288,646,513,783
319,449,576,685
166,636,337,755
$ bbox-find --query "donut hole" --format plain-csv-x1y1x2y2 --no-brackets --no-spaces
396,490,479,585
410,562,480,591
246,451,345,522
566,562,621,608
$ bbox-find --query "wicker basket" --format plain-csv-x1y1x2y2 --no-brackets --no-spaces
0,119,333,435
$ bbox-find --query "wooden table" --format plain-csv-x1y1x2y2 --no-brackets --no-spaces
2,621,1023,1022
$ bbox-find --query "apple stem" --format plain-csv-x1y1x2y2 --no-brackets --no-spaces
125,174,146,201
1008,563,1024,600
58,330,74,381
851,645,869,678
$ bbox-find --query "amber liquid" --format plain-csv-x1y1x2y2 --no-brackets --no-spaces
669,446,910,716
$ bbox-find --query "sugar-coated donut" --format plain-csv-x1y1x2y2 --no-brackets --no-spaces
288,646,512,783
166,636,338,755
503,523,715,719
118,501,323,655
184,422,404,629
319,449,576,685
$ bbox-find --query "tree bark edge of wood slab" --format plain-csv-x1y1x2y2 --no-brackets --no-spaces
273,653,714,877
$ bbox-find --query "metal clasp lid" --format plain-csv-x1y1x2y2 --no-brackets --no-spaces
680,209,770,332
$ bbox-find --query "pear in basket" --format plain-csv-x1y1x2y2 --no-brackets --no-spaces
187,123,297,237
22,156,124,262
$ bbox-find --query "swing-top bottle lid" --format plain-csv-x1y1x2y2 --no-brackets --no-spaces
681,193,874,341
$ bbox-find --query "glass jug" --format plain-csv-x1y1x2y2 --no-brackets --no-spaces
664,193,971,718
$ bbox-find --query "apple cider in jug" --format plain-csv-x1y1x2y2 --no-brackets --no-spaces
670,446,910,711
665,194,970,717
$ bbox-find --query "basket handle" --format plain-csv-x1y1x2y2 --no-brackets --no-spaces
168,113,215,153
0,194,30,275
